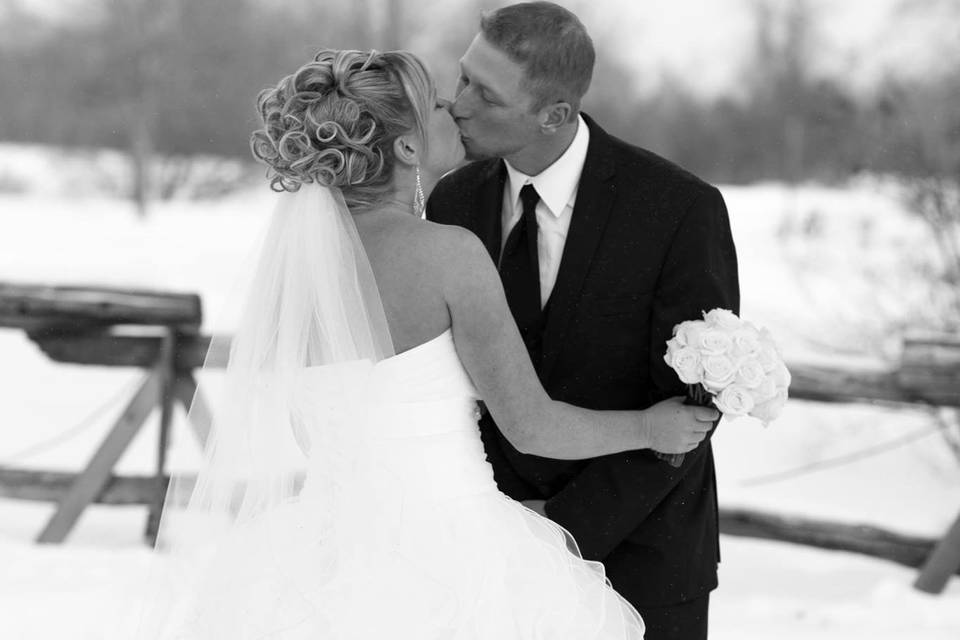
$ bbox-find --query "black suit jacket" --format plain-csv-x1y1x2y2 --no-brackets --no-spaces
426,114,739,607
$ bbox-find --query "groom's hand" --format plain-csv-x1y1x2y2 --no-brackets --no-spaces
641,397,717,455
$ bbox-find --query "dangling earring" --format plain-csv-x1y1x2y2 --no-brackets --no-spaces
413,165,426,217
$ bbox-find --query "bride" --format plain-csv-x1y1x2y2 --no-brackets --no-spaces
131,49,716,639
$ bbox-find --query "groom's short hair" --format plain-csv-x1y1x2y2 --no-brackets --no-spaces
480,2,594,114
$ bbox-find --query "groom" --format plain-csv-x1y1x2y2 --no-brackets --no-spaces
427,3,738,639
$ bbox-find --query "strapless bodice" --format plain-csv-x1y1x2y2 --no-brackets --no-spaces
139,333,646,640
294,329,496,503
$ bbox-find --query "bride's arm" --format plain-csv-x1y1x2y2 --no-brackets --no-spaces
439,227,715,461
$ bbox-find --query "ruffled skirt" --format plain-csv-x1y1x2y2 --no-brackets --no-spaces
155,486,645,639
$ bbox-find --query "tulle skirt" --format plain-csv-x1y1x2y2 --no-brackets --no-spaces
154,486,645,639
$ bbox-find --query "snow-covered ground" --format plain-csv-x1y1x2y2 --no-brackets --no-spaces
1,146,958,638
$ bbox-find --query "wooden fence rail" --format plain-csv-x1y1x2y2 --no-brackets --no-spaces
719,509,956,574
24,330,960,407
1,462,955,578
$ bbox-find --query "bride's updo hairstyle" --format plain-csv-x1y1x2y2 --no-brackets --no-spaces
250,49,433,210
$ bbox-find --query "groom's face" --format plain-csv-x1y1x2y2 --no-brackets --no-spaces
453,34,542,161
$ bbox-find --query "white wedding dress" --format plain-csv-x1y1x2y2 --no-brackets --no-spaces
154,328,645,639
124,186,644,639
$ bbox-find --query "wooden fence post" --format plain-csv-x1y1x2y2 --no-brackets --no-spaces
914,510,960,593
36,371,162,543
144,329,176,545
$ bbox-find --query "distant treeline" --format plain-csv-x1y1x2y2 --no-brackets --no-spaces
1,0,958,185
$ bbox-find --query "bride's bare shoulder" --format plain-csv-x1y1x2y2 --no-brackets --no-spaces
413,221,503,305
421,220,486,259
414,220,492,278
362,215,494,293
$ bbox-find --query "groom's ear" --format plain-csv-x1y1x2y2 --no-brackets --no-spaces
538,102,573,134
393,135,420,167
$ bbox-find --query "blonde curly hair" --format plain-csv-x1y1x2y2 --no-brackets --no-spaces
250,49,433,211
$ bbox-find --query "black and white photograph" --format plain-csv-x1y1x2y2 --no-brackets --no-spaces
1,0,958,638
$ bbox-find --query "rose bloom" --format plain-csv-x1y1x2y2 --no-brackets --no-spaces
702,354,737,392
699,329,733,356
715,384,755,416
674,320,707,349
772,361,792,388
759,327,780,352
756,345,779,372
751,388,788,425
731,327,762,358
666,345,703,384
753,375,778,402
703,308,742,332
665,336,680,352
735,358,766,389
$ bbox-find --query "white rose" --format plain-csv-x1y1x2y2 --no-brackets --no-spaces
772,361,792,389
665,336,683,357
756,344,779,372
673,320,707,348
703,308,742,331
750,388,788,425
714,384,755,416
735,358,766,389
759,327,781,352
731,327,762,358
753,375,778,402
699,329,733,356
701,354,737,392
666,346,703,384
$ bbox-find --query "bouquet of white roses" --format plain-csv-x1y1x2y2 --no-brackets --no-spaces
657,308,790,466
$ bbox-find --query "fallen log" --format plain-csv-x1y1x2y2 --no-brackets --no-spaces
719,507,955,573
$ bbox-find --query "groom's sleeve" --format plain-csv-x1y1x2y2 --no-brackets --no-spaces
543,185,739,561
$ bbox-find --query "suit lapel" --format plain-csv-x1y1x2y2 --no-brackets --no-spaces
473,161,507,264
540,118,617,382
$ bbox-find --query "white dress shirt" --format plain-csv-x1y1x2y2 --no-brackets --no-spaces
502,115,590,309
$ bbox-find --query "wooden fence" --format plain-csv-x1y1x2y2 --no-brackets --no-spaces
1,283,958,593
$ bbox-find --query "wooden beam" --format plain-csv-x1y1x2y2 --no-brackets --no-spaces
145,331,177,543
36,371,161,543
4,473,954,571
0,467,306,513
23,331,960,407
914,511,960,594
899,335,960,407
29,331,229,370
0,282,201,329
719,507,956,574
0,467,161,505
787,362,960,407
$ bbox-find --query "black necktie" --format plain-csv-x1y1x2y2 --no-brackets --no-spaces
500,184,543,362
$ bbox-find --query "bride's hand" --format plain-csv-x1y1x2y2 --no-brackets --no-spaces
640,397,718,455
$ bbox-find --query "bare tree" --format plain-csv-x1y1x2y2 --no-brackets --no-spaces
89,0,180,216
883,0,960,330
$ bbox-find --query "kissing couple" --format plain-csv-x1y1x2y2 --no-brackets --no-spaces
130,2,739,640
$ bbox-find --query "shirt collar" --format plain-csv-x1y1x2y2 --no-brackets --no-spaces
504,114,590,219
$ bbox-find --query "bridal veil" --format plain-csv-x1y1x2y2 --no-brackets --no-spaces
126,184,394,638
